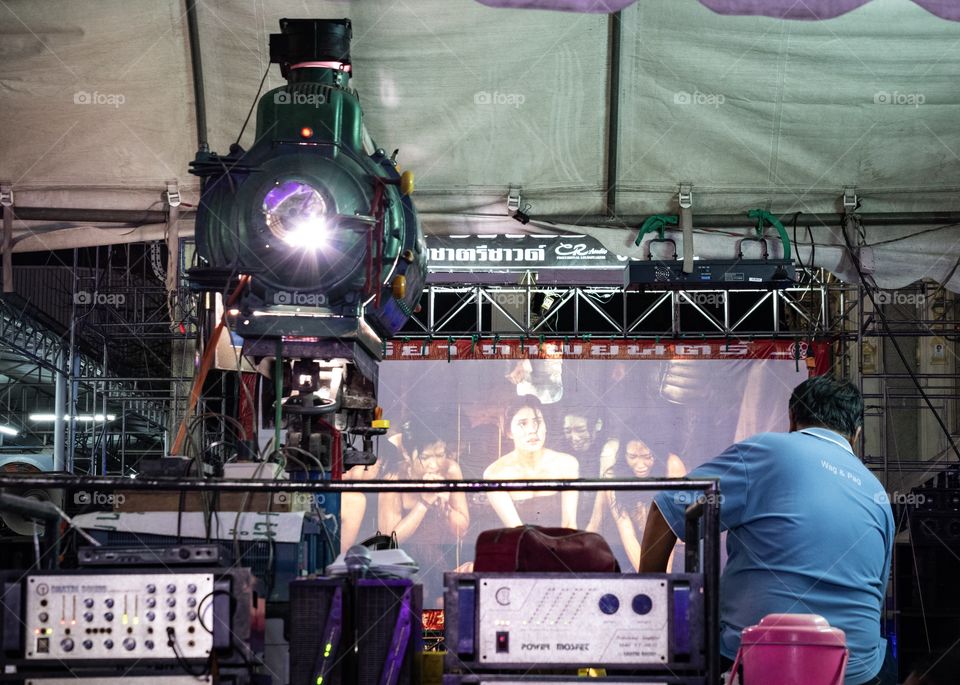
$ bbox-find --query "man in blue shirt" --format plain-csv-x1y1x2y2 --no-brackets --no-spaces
640,376,895,685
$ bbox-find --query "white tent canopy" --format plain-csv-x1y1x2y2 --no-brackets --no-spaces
2,0,959,288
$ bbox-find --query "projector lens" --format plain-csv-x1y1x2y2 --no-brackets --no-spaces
262,180,329,249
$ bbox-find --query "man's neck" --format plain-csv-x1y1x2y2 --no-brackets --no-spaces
794,424,856,451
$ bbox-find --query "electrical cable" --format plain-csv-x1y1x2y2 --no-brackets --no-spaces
166,626,211,677
865,222,960,247
234,63,272,147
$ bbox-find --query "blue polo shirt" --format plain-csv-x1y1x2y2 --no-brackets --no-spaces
654,428,894,685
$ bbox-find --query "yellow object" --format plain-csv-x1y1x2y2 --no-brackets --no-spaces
578,668,608,677
400,170,415,196
372,419,390,429
420,651,444,685
392,275,407,299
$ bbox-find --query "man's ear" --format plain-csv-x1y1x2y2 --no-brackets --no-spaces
850,426,862,451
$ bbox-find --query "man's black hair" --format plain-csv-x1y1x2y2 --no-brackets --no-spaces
788,375,863,437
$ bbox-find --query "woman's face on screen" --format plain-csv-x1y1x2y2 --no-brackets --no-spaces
509,406,546,453
625,440,656,477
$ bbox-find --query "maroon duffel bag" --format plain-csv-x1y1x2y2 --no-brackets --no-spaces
473,525,621,573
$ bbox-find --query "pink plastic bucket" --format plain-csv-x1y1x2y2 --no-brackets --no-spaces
729,614,848,685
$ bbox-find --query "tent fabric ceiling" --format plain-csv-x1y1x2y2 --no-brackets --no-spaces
1,0,959,287
480,0,960,22
700,0,960,21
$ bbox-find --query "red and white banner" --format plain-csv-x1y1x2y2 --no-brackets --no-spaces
384,338,830,371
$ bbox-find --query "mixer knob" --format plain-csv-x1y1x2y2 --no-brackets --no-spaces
82,639,93,650
146,584,156,594
123,637,136,651
104,598,114,608
187,584,197,594
187,610,197,621
165,584,177,594
145,639,155,650
83,598,94,609
60,638,74,652
146,611,156,622
104,639,114,649
38,612,49,623
146,597,156,608
166,611,176,622
83,611,94,622
104,612,114,622
186,597,197,607
166,597,176,607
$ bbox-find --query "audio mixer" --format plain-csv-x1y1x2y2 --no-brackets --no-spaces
21,572,215,661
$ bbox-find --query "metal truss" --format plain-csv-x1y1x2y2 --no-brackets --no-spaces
0,297,102,378
400,278,836,339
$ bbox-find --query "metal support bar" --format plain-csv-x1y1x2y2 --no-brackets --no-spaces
0,474,718,494
1,184,13,293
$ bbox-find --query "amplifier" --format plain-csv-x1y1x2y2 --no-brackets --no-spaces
625,259,795,290
912,488,960,512
78,544,229,567
445,573,704,673
289,576,423,685
0,568,263,668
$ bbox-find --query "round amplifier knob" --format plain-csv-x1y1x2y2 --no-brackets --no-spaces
598,593,620,615
123,637,136,651
145,597,156,608
165,584,177,594
187,584,197,594
186,597,197,608
104,598,114,608
146,611,156,622
631,594,653,615
38,612,49,623
82,639,93,650
83,612,94,623
104,639,114,649
104,612,114,622
178,548,191,560
186,610,197,621
166,597,176,607
145,639,155,650
83,598,94,609
146,584,156,594
60,638,75,652
165,611,176,622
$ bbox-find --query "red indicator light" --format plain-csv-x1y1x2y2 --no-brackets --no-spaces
300,127,314,139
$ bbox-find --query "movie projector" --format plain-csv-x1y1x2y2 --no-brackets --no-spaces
189,19,426,469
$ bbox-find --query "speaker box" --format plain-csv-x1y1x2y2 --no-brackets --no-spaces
289,578,347,685
354,578,422,685
288,577,422,685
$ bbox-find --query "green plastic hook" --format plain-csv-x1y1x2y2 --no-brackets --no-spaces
635,214,679,246
746,209,792,261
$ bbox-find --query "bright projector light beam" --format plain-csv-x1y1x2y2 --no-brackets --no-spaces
283,215,328,250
